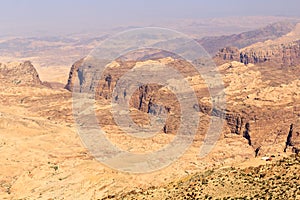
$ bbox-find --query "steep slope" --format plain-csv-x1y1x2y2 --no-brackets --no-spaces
217,61,300,154
66,51,300,158
118,155,300,199
215,23,300,67
65,58,84,91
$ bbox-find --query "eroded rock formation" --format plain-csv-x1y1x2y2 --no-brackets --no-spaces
215,40,300,67
284,123,300,152
65,59,84,91
0,61,42,86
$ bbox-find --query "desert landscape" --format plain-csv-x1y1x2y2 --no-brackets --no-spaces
0,1,300,200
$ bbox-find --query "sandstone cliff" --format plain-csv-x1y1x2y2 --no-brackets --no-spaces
215,23,300,67
65,55,300,157
65,59,84,91
215,40,300,67
65,22,300,157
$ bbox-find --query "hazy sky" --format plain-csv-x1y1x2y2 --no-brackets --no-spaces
0,0,299,36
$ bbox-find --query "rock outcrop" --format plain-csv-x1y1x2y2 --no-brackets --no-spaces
0,61,42,86
215,40,300,67
66,57,200,135
214,22,300,67
240,40,300,66
65,59,84,91
214,47,241,64
284,123,300,153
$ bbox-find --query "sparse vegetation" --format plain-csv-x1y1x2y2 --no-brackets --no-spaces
117,155,300,199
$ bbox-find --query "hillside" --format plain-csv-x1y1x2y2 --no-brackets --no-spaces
117,155,300,199
198,21,297,55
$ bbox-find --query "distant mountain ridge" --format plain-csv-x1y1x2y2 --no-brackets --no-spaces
198,21,298,55
214,22,300,67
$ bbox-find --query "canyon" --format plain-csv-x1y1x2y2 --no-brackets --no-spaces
0,20,300,199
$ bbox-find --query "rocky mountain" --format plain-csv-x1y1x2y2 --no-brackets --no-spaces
65,55,300,158
214,24,300,153
215,23,300,68
216,40,300,67
1,19,300,199
198,21,297,55
0,61,42,86
65,19,300,156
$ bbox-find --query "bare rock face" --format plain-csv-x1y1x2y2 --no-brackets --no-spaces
214,22,300,67
217,61,300,155
0,61,42,86
64,50,180,93
240,40,300,66
215,40,300,67
284,123,300,153
64,59,84,91
66,57,203,135
214,47,240,64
